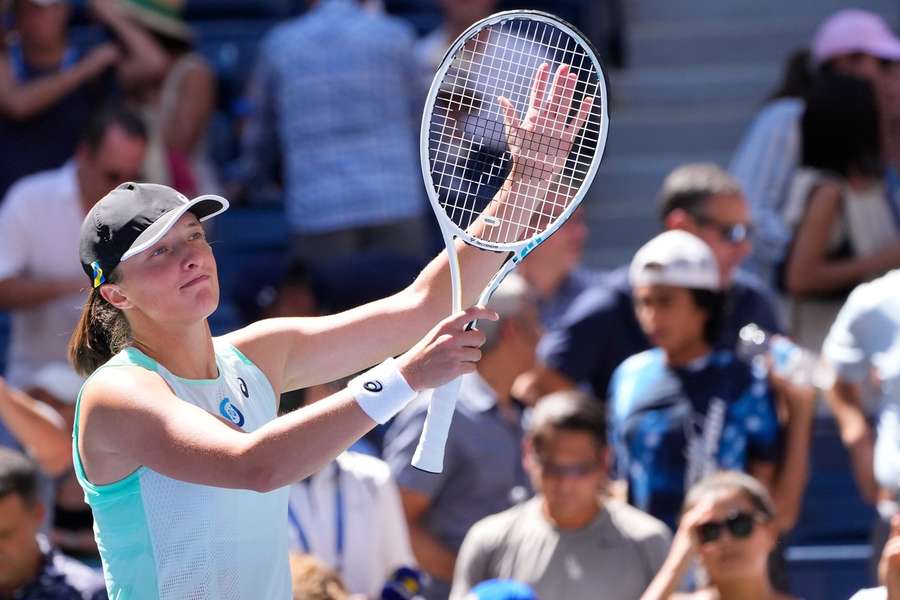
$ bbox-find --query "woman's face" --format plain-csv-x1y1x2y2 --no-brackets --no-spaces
694,489,776,583
633,284,708,354
110,213,220,326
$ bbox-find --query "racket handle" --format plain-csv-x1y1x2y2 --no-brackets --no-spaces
411,376,463,473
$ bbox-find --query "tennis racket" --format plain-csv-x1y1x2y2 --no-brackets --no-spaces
410,10,609,473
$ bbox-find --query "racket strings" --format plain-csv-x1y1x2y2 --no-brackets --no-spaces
428,17,604,245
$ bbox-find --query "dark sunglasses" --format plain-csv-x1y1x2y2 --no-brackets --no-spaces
696,511,761,544
536,459,600,479
695,216,754,245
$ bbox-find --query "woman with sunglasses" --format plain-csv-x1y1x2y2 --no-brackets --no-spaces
641,471,799,600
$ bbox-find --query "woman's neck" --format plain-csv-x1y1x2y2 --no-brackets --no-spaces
713,575,777,600
130,319,218,380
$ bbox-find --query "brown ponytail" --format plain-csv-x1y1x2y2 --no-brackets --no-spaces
68,274,131,376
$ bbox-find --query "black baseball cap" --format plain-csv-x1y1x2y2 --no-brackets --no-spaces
79,182,228,288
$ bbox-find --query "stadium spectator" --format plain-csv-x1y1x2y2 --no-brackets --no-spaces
0,0,164,200
609,230,811,533
450,390,670,600
782,72,900,351
289,553,357,600
851,514,900,600
0,447,107,599
416,0,498,75
0,106,146,388
286,379,416,598
538,163,782,401
385,275,538,600
822,269,900,560
116,0,220,196
730,9,900,286
238,0,427,269
641,471,797,600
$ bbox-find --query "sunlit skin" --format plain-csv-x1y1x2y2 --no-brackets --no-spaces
102,214,220,335
689,490,778,593
667,194,752,286
633,284,711,367
524,429,607,530
75,125,146,211
0,494,44,596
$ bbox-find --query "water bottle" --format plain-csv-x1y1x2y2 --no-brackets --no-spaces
736,323,835,390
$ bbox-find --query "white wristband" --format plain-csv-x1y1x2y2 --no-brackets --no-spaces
348,357,417,425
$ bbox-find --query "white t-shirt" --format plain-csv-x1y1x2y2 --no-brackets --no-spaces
0,162,85,387
287,451,416,598
823,269,900,492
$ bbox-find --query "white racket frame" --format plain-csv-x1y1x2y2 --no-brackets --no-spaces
411,10,610,473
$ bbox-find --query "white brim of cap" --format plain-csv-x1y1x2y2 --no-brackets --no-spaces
630,271,720,291
120,194,229,262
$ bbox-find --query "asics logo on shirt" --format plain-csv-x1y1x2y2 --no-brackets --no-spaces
219,398,246,427
237,377,249,398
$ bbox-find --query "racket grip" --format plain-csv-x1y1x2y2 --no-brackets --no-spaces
411,376,464,473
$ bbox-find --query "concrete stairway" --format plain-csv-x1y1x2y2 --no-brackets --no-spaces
584,0,900,269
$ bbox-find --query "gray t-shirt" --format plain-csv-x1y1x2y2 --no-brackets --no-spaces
450,497,671,600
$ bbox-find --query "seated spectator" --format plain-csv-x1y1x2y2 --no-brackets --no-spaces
289,553,357,600
0,0,164,199
782,72,900,350
609,231,786,531
450,391,670,600
385,275,538,600
0,106,146,389
237,0,427,269
822,269,900,558
538,163,782,401
730,9,900,286
116,0,219,196
851,514,900,600
286,378,416,598
642,471,797,600
0,447,106,599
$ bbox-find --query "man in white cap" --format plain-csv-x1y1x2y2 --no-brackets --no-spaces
730,8,900,286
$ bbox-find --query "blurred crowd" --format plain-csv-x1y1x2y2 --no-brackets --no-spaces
2,1,900,599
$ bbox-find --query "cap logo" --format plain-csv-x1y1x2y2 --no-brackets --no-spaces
91,261,106,288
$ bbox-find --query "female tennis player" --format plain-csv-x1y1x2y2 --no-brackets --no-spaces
69,61,587,598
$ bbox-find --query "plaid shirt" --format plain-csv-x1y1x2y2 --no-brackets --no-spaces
241,0,426,234
14,536,107,600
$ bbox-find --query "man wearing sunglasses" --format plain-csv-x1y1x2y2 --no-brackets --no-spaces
537,163,783,403
450,391,671,600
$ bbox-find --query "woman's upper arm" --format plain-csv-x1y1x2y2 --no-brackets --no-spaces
225,290,425,393
785,182,842,293
79,367,260,490
164,59,216,153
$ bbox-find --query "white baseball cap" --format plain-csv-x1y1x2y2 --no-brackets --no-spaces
629,230,720,291
812,9,900,65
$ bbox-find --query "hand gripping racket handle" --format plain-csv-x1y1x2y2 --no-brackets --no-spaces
411,376,463,473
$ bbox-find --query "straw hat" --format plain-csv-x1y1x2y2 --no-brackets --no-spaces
119,0,192,42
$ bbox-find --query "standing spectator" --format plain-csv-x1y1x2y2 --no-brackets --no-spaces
0,447,107,599
238,0,427,269
384,275,538,600
782,72,900,351
822,269,900,559
729,9,900,286
115,0,220,196
286,380,416,598
451,391,671,600
538,163,782,401
608,231,785,531
416,0,498,75
851,514,900,600
0,0,164,200
642,471,798,600
0,106,146,388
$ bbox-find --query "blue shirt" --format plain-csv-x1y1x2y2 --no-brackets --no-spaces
240,0,425,234
538,265,783,400
15,536,107,600
609,349,779,530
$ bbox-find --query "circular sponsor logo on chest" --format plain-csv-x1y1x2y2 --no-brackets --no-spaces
363,380,383,393
219,397,246,427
